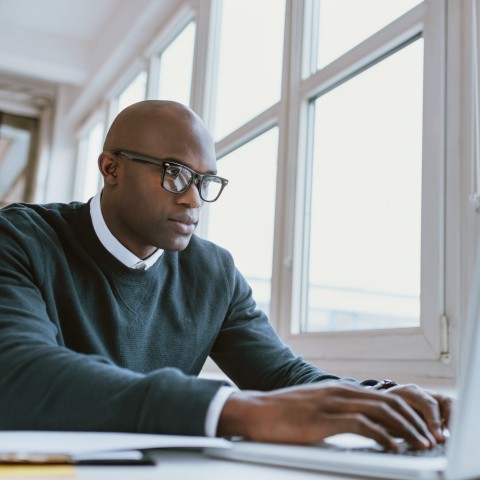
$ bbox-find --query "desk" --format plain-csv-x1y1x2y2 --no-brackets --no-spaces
72,449,346,480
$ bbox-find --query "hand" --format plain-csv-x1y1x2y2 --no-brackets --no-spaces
217,383,439,451
385,384,453,443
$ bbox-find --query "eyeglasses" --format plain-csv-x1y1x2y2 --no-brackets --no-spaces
115,150,228,203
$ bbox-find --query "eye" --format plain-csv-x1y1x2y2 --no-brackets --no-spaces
165,166,180,178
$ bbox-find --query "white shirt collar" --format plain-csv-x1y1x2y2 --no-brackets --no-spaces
90,190,163,270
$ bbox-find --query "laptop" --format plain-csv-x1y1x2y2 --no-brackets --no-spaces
205,246,480,480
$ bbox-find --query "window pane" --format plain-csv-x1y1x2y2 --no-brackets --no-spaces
215,0,285,140
0,113,38,206
305,40,423,332
317,0,422,69
117,71,147,112
76,122,104,201
207,128,279,315
157,22,195,106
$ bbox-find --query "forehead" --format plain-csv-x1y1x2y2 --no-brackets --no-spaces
132,110,217,172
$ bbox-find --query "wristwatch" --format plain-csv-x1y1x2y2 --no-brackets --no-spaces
371,379,398,390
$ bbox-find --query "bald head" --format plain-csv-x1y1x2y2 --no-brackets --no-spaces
98,100,218,257
103,100,214,157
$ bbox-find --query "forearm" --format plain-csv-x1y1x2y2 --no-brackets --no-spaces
0,339,226,434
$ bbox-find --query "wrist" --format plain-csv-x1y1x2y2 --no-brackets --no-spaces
216,391,261,438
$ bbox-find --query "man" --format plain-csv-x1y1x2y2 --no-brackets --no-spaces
0,100,450,451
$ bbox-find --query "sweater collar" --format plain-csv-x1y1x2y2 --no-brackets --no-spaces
89,190,163,270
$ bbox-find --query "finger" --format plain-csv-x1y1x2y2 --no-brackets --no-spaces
332,397,432,450
389,386,444,442
430,393,454,431
382,392,438,446
324,413,399,451
329,386,436,448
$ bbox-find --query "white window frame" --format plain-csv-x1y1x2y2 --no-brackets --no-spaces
272,0,458,384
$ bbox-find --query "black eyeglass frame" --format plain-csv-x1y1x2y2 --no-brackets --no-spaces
114,150,228,203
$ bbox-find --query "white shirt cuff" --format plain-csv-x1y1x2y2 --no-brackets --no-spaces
204,386,236,437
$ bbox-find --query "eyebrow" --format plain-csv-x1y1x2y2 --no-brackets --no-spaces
119,150,218,176
158,157,218,176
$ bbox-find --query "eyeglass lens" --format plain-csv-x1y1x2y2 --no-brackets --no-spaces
163,165,223,202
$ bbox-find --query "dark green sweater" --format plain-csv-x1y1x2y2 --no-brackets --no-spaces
0,201,342,434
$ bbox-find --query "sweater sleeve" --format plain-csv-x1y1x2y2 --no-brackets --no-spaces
0,211,226,434
210,252,361,391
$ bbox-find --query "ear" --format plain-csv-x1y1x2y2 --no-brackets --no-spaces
98,152,119,185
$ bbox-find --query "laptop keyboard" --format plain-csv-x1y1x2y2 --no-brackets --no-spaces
321,440,447,458
392,441,447,458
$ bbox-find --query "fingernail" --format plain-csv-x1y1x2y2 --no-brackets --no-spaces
420,437,430,448
426,431,437,447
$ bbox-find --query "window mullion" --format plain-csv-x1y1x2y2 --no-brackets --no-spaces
300,4,426,102
277,0,311,339
190,0,222,129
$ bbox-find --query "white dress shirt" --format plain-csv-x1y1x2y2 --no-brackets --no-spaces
90,191,234,436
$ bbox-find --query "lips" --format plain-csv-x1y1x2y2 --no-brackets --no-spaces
169,214,198,235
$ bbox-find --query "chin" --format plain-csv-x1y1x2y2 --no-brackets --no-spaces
163,235,192,252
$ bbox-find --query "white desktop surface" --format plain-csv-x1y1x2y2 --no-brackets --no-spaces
74,449,345,480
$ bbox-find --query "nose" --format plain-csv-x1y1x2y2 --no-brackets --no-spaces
176,180,203,208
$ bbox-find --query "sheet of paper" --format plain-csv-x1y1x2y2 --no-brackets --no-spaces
0,431,231,456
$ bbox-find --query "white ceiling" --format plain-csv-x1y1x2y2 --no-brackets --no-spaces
0,0,123,41
0,0,125,86
0,0,182,117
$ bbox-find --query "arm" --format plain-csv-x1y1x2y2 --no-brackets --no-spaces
210,265,355,390
210,258,452,448
217,383,452,450
0,210,225,434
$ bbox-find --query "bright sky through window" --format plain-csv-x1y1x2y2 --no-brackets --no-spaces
214,0,285,140
80,122,104,201
157,22,195,106
117,71,147,113
207,128,279,315
316,0,422,69
306,39,424,332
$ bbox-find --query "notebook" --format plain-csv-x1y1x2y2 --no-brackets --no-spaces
205,245,480,480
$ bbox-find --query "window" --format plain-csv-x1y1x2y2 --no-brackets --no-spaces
74,119,104,201
156,21,196,106
214,0,285,140
207,128,279,315
0,112,38,206
304,39,424,333
74,70,148,201
278,0,447,370
315,0,422,70
195,0,449,374
117,71,147,113
203,0,286,316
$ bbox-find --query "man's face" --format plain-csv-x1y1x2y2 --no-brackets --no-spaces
103,112,217,257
